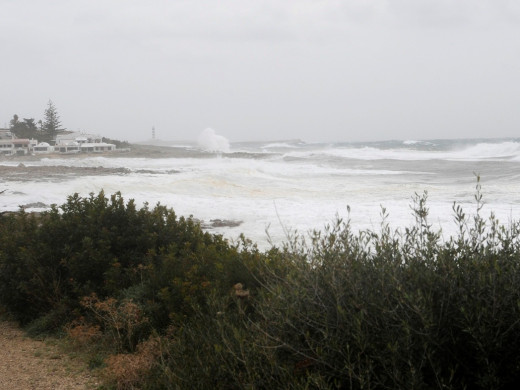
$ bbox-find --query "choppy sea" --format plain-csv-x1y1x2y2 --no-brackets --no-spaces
2,137,520,248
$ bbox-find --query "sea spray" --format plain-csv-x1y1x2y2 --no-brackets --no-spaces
197,128,230,153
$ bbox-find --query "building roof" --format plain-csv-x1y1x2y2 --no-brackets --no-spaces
56,132,101,140
81,142,115,147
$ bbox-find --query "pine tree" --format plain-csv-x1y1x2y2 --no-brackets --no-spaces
42,100,64,143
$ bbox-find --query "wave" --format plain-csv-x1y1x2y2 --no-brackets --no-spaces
3,137,520,249
263,142,300,149
459,142,520,160
283,141,520,162
403,140,435,146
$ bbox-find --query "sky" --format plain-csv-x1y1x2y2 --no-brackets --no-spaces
1,0,520,143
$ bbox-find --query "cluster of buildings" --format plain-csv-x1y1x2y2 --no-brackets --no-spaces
0,129,117,156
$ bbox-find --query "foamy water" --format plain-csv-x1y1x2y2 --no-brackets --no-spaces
2,138,520,248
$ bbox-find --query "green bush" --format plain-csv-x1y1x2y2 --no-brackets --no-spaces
154,191,520,389
0,191,253,337
3,187,520,389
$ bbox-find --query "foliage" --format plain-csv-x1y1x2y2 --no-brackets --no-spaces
9,115,39,139
6,100,65,142
0,191,252,334
42,99,64,142
2,186,520,389
152,190,520,389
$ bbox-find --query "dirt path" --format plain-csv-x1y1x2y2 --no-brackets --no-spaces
0,321,100,390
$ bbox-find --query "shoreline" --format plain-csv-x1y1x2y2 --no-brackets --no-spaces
0,143,190,183
0,143,194,161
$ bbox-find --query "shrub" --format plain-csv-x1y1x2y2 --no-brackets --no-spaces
154,190,520,389
0,191,251,329
3,186,520,389
103,337,162,390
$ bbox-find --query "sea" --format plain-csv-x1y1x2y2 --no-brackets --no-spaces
2,137,520,249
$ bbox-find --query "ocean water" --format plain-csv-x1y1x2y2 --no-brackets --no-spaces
2,137,520,249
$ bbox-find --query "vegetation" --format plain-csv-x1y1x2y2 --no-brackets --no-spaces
8,100,65,142
9,115,39,139
41,99,65,142
6,103,129,148
1,184,520,389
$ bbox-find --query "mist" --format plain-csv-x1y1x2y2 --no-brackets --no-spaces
1,0,519,143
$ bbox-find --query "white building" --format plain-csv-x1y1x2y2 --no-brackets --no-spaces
0,128,12,140
0,129,34,155
10,139,38,155
55,141,81,154
33,142,54,154
55,132,103,146
0,129,116,155
0,140,13,155
53,131,115,154
80,142,116,153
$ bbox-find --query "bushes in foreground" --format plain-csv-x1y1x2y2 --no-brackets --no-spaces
1,189,520,389
0,191,255,333
151,192,520,390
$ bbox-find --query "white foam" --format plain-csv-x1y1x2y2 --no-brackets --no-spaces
283,141,520,162
403,140,435,146
263,142,299,149
3,139,520,249
458,142,520,160
197,128,230,153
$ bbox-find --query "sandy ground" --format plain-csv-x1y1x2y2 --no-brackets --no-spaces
0,321,100,390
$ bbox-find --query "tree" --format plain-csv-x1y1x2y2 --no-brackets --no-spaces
9,115,38,139
9,114,19,128
10,115,38,139
42,100,65,143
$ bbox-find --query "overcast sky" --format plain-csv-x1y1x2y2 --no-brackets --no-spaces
1,0,519,143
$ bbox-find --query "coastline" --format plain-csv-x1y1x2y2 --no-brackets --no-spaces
0,145,244,230
0,144,187,182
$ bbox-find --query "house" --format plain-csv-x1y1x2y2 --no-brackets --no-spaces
55,141,80,154
33,142,54,154
0,128,117,155
0,128,12,140
0,140,12,155
11,139,37,155
80,142,116,153
55,132,102,146
1,129,41,155
54,131,114,154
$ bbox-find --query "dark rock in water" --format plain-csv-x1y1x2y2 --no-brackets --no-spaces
22,202,49,209
202,219,243,229
135,169,180,174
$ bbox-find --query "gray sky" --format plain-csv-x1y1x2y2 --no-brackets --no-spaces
1,0,520,143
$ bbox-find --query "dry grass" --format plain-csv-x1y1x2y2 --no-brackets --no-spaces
103,337,162,390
